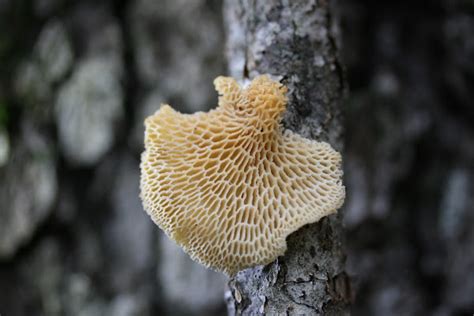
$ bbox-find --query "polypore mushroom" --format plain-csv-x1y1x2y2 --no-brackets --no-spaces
140,75,345,275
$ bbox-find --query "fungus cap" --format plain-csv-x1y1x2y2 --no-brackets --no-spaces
140,75,345,275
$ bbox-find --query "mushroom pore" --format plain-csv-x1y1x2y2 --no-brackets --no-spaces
140,75,345,275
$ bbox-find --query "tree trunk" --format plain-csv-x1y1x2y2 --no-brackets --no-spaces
224,1,351,315
339,1,474,315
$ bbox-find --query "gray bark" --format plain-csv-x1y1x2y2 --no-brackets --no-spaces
224,1,351,315
340,1,474,314
0,1,227,315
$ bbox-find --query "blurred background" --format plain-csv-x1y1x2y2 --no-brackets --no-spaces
0,0,473,315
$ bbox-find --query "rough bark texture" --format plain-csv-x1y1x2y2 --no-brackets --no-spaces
224,1,351,315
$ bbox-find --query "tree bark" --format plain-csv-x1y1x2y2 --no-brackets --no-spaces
339,1,474,315
224,1,351,315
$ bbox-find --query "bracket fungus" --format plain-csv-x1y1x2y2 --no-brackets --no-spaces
140,75,345,275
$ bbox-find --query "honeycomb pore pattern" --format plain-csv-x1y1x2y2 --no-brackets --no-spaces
140,75,345,275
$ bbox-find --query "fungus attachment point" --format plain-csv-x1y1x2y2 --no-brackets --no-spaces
140,75,345,275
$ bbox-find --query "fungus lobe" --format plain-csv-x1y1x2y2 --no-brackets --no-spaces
140,75,345,275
